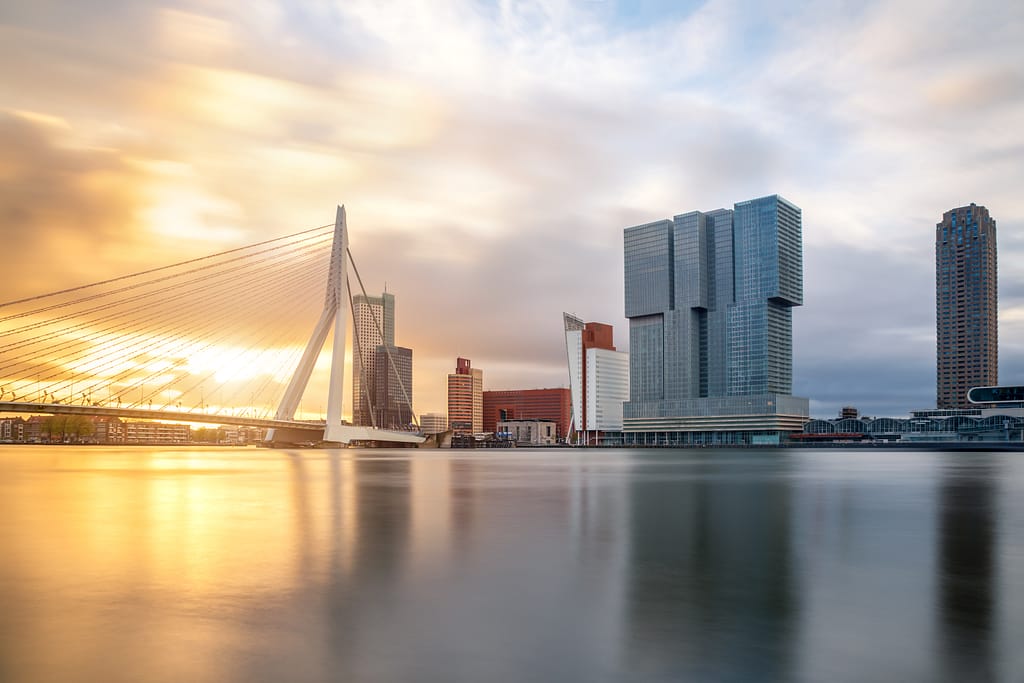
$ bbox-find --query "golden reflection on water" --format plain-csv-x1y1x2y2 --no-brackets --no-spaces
1,446,1021,682
1,447,313,682
409,454,451,572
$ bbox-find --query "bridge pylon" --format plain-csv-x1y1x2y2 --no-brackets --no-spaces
265,206,423,446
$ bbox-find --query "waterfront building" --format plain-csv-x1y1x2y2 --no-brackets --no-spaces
447,358,483,434
0,416,25,442
497,419,558,446
623,194,809,445
24,416,45,443
215,425,264,444
124,421,190,444
373,344,414,429
797,408,1024,443
91,416,124,443
563,313,629,444
936,203,998,408
483,388,571,439
352,292,395,426
419,412,447,435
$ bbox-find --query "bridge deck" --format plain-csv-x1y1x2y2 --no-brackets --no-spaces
0,402,425,445
0,401,324,430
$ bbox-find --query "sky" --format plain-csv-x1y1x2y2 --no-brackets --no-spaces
1,0,1022,419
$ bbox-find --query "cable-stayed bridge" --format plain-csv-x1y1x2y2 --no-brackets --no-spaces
0,206,424,446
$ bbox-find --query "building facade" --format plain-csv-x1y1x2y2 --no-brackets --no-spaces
124,421,190,444
0,417,25,442
623,194,809,445
798,408,1024,443
482,388,571,439
936,203,998,408
497,419,558,446
447,357,483,433
419,412,448,435
352,292,395,426
373,345,414,429
564,313,629,444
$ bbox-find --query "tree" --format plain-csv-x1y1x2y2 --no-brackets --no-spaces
40,415,95,443
40,416,57,442
67,415,94,442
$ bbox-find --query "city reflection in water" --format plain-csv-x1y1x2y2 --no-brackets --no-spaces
0,447,1022,682
626,455,797,680
937,454,996,682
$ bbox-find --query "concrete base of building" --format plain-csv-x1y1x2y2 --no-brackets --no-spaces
623,394,810,446
623,430,795,447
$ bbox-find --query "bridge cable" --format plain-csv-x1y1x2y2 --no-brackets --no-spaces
0,222,333,311
346,276,378,429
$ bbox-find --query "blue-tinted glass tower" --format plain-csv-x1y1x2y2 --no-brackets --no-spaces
623,194,808,445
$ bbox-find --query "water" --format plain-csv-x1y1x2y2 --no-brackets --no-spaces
1,446,1022,682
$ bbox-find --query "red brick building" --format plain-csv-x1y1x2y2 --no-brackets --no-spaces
483,388,571,440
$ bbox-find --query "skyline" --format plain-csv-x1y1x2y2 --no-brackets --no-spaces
2,1,1023,418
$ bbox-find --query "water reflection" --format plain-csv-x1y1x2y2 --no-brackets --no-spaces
937,454,997,681
0,447,1022,682
626,454,797,680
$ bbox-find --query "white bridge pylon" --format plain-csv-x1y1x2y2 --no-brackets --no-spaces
266,206,423,446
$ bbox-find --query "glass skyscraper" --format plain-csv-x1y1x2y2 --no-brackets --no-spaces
373,344,414,429
936,203,998,408
623,194,809,445
352,291,396,426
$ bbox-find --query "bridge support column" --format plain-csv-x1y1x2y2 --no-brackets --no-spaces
266,206,349,445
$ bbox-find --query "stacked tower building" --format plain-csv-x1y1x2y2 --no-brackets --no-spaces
623,194,809,445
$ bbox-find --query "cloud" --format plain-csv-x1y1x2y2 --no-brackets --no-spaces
0,113,148,297
1,0,1022,419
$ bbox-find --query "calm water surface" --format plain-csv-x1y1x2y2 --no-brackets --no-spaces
1,446,1023,682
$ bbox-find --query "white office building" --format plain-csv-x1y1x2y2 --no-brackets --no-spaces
564,313,629,445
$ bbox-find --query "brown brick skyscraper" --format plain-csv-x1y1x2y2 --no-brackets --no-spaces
936,203,997,408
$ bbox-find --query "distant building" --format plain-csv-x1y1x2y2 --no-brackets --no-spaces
419,412,447,435
0,416,25,442
124,421,190,444
564,313,629,444
217,425,266,444
936,203,998,408
0,414,191,444
91,416,124,443
797,407,1024,443
448,357,483,434
483,388,571,439
25,416,46,442
373,344,414,429
352,292,395,426
623,194,809,445
498,419,558,446
839,406,859,419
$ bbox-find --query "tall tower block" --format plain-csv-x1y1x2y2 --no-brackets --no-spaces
936,203,998,408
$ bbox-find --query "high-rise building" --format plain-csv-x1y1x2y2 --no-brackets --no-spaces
352,292,395,426
936,203,998,408
373,344,413,429
447,357,483,434
564,314,629,444
623,194,809,445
